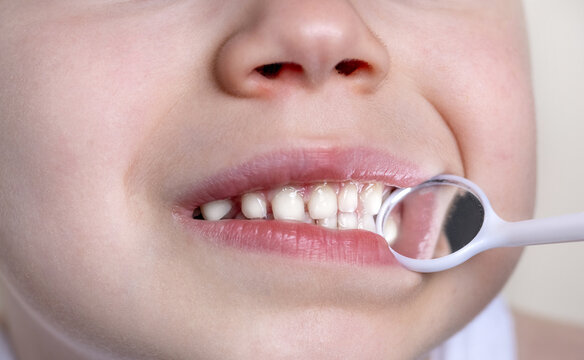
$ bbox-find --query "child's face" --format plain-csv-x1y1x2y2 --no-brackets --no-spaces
0,1,535,359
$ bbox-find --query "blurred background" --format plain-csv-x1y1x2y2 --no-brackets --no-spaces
503,0,584,327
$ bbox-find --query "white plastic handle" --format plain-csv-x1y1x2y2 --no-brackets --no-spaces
496,213,584,247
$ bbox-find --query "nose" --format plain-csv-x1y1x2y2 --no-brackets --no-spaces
215,0,390,97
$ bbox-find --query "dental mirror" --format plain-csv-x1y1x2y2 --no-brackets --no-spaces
375,175,584,273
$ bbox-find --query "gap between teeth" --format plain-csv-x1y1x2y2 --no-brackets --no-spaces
195,181,396,233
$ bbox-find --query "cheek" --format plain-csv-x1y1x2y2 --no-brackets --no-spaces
408,11,536,220
424,16,535,336
0,4,230,352
444,42,536,221
0,10,177,339
361,4,534,346
365,5,536,221
0,5,198,257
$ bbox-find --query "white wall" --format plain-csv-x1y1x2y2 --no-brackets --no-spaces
503,0,584,326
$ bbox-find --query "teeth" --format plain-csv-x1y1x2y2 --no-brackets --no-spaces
303,212,315,224
271,187,305,221
338,212,358,230
200,200,234,221
384,215,399,246
241,192,267,219
196,181,396,234
360,183,383,215
317,216,337,229
358,213,376,232
338,182,358,212
308,183,338,219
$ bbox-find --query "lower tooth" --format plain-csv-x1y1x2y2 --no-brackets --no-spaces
384,216,399,246
303,212,315,224
317,216,337,229
200,200,234,221
338,212,358,230
358,214,376,232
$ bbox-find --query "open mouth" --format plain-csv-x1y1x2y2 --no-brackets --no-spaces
174,148,433,266
193,181,392,232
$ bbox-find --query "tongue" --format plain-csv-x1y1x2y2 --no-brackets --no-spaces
387,188,446,260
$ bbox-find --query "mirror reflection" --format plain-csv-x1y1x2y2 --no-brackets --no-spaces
383,183,485,260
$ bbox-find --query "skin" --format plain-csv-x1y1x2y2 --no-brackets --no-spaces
0,0,540,359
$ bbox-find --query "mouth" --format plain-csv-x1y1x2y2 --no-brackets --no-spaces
173,147,434,266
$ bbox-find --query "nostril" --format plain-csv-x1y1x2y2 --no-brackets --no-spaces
335,59,371,76
255,63,283,79
255,62,303,79
254,60,370,81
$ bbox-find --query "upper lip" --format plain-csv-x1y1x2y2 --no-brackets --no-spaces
175,146,435,211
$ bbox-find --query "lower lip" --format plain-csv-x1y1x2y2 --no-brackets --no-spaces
177,213,400,266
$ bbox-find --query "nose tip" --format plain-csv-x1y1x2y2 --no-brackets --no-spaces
215,0,390,97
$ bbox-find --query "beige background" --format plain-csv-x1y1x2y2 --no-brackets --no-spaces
0,1,583,327
503,0,584,327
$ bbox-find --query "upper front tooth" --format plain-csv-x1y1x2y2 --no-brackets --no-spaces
360,183,383,215
308,184,337,219
272,187,305,221
200,199,234,221
338,182,358,212
241,192,267,219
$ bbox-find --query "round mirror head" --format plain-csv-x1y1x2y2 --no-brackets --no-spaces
379,180,485,260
